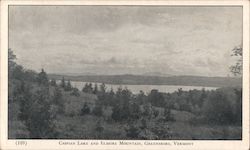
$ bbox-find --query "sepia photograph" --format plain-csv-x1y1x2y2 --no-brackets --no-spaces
0,0,249,150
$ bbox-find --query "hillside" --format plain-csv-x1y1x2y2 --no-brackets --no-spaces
48,74,241,87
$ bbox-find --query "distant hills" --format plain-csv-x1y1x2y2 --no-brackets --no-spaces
48,74,242,87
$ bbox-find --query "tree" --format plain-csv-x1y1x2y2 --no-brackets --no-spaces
177,88,183,96
80,102,90,115
202,90,234,125
52,86,65,113
199,88,207,108
147,89,165,107
50,79,57,86
70,88,80,97
93,83,98,94
82,83,88,93
230,45,242,76
82,83,93,93
29,89,56,138
19,85,57,138
163,107,174,121
95,120,104,133
37,69,49,86
142,103,153,119
125,124,141,139
65,80,72,91
8,48,17,78
129,102,141,120
234,88,242,125
60,77,65,88
136,90,147,105
111,105,122,121
112,88,133,121
89,83,93,93
18,82,33,122
92,104,103,117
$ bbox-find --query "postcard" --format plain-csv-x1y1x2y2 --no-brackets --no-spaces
0,0,249,149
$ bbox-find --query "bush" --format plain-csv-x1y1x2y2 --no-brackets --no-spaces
70,88,80,97
80,102,90,115
125,124,141,139
92,104,103,117
147,89,165,107
163,108,175,122
202,90,235,125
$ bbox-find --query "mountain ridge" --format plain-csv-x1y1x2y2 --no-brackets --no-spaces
48,74,241,87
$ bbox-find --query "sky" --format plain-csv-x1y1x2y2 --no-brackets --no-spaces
9,6,242,77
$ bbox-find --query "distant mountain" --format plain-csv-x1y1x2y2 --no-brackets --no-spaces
142,72,173,77
48,74,242,87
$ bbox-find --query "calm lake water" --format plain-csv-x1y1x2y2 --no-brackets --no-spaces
68,81,218,94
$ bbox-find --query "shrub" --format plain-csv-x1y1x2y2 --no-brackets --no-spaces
92,104,103,117
80,102,91,115
202,90,235,125
70,88,80,97
125,124,141,139
163,108,175,122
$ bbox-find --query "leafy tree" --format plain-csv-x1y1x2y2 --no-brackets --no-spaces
95,120,104,138
52,86,65,113
147,89,165,107
19,85,56,138
82,83,88,93
23,69,37,82
28,89,56,138
163,107,174,121
99,83,106,94
11,65,25,81
70,88,80,97
80,102,90,115
18,82,33,122
153,108,159,118
89,83,93,92
199,88,207,108
126,124,141,139
37,69,49,86
64,80,72,91
234,88,242,125
177,88,183,96
136,90,147,105
8,48,18,79
50,79,57,86
230,45,242,76
142,103,153,119
82,83,93,93
111,88,133,121
128,102,141,120
151,123,172,139
109,88,115,97
8,48,17,70
92,104,103,116
202,90,234,125
60,77,65,88
111,105,123,121
93,83,98,94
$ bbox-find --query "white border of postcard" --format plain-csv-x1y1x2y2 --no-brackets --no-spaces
0,0,249,150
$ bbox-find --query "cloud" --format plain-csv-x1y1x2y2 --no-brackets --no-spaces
9,6,242,76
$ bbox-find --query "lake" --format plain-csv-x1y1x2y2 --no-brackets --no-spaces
68,81,218,94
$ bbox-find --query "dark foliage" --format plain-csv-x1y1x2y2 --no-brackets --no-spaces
92,104,103,117
64,80,72,91
80,102,91,115
70,88,80,97
50,79,57,86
